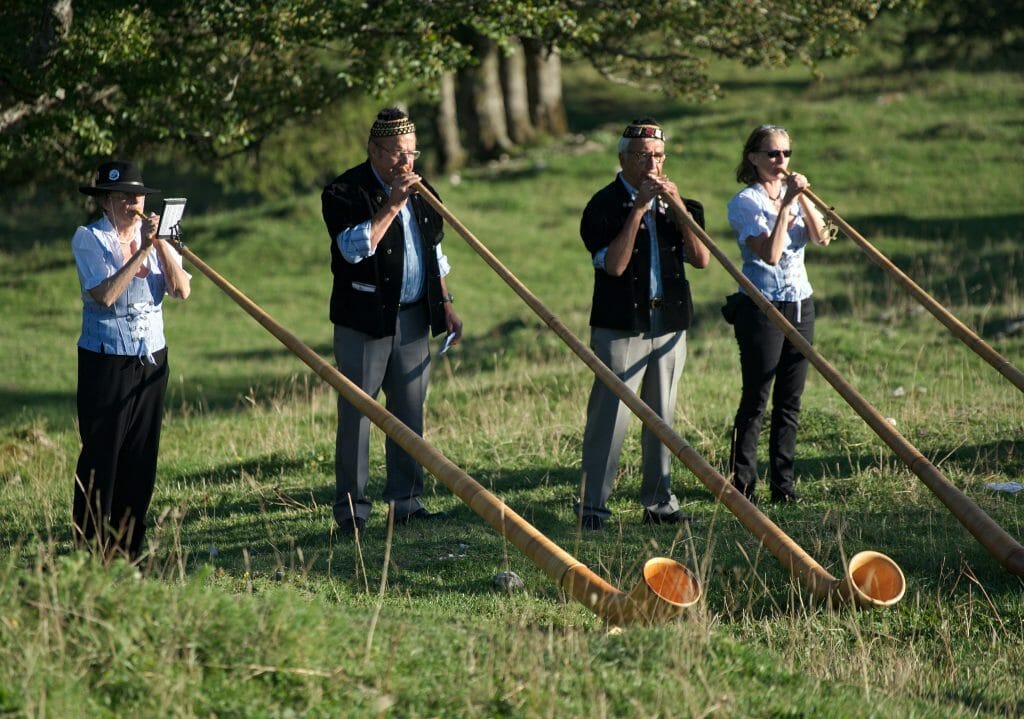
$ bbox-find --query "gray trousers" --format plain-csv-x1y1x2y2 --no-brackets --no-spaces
578,325,687,520
333,303,431,523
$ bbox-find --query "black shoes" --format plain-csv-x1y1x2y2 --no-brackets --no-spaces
770,492,802,505
389,508,448,525
337,516,366,537
642,509,694,525
579,510,695,530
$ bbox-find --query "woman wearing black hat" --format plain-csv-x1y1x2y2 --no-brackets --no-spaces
72,160,191,561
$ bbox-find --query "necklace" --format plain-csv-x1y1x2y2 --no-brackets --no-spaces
764,185,781,202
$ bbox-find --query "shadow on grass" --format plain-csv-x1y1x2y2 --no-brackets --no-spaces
0,388,75,428
843,212,1022,244
169,451,324,488
942,688,1024,719
157,460,699,599
818,212,1022,313
17,448,1023,614
943,437,1024,477
0,365,327,431
694,211,1023,324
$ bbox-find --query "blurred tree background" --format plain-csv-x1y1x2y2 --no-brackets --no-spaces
1,0,1016,216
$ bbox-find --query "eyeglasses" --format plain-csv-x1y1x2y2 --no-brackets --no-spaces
629,152,666,163
759,149,792,160
373,141,421,161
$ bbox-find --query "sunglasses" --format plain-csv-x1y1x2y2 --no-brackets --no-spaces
759,149,792,160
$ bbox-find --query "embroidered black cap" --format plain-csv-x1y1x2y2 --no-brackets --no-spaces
369,108,416,138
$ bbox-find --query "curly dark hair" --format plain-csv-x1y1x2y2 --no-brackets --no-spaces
376,107,408,123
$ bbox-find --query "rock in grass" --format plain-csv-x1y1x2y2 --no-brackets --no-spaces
493,571,525,592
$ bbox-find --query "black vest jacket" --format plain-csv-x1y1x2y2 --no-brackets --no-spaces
580,178,705,333
322,161,447,339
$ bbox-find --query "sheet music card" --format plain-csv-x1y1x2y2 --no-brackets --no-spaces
157,198,187,239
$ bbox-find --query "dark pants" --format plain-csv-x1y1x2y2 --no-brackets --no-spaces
74,347,168,559
729,296,814,501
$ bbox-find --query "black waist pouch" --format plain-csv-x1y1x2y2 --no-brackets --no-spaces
721,292,744,325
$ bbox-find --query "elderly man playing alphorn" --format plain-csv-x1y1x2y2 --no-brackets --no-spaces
321,108,463,536
576,117,710,530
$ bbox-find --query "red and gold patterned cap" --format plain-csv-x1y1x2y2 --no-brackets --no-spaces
622,120,664,141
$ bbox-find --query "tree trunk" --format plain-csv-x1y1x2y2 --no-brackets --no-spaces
500,38,535,145
524,40,568,136
459,32,514,160
434,71,466,172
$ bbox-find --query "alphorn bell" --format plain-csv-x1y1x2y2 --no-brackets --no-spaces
412,181,905,608
663,185,1024,577
167,236,701,625
784,169,1024,393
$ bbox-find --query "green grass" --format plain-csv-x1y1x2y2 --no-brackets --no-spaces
1,51,1023,717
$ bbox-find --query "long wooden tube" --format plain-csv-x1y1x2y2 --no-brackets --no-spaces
174,241,700,625
413,183,905,607
791,176,1024,393
662,194,1024,577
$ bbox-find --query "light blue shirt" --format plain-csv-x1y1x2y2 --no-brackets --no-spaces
591,173,662,300
336,167,451,303
727,184,813,303
72,216,185,362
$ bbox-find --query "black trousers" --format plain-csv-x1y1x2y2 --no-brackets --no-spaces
729,295,814,500
74,347,168,559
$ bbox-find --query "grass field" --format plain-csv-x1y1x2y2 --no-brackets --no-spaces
1,48,1022,717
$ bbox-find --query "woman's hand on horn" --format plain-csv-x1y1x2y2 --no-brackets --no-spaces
782,173,809,205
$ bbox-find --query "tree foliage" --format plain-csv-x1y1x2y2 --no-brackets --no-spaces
898,0,1024,66
567,0,910,99
1,1,906,192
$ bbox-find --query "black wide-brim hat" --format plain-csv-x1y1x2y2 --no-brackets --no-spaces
79,161,161,196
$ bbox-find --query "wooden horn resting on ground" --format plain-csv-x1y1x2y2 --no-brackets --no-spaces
413,182,905,608
787,171,1024,394
659,189,1024,577
173,241,700,625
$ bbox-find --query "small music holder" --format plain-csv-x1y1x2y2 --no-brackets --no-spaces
157,197,187,239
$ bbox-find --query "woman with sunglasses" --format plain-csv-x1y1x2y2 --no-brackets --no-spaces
725,124,828,504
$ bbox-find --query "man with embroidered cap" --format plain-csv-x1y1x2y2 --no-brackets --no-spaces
321,107,462,537
576,117,710,530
